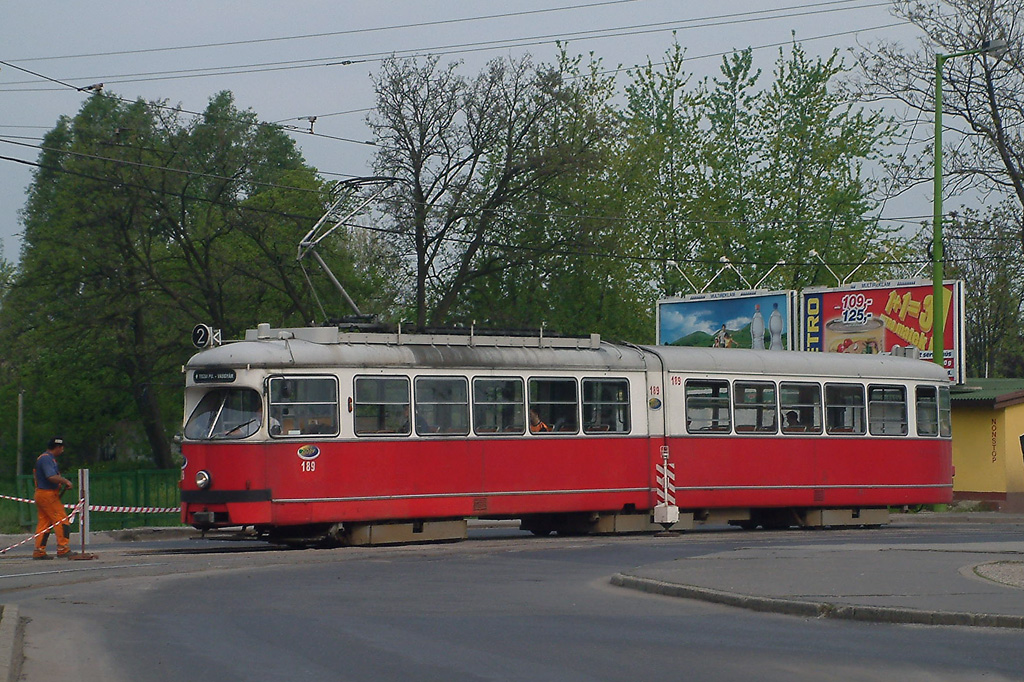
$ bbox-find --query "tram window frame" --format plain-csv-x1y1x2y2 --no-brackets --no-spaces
353,375,411,436
267,376,339,437
939,385,952,437
733,381,778,434
915,385,939,436
868,384,908,436
529,377,579,434
414,376,470,436
582,378,630,434
824,383,866,435
685,379,731,434
185,387,262,440
473,377,525,435
779,382,822,434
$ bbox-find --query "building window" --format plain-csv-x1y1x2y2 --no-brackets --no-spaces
415,377,470,436
868,385,908,436
269,377,339,436
734,381,777,433
473,378,525,435
686,380,731,433
825,383,866,435
780,382,822,434
529,378,579,433
354,376,410,436
583,379,630,433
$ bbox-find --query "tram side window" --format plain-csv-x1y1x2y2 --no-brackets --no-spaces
473,378,525,435
269,377,339,436
825,383,866,435
529,378,579,433
415,377,470,436
185,388,262,440
916,385,951,436
733,381,778,433
354,376,410,436
583,379,630,434
686,380,731,433
779,382,822,434
868,385,908,436
915,386,939,436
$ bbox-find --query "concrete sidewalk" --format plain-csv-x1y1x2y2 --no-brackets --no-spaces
613,530,1024,628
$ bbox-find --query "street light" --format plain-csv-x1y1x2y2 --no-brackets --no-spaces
932,38,1007,371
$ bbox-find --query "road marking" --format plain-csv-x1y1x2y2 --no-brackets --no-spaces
0,562,169,579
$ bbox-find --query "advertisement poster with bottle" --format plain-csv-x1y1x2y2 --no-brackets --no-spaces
800,279,964,383
657,291,796,350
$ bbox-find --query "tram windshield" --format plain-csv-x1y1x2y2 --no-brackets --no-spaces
185,388,262,440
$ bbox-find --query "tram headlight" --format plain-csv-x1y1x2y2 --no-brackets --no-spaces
195,470,212,490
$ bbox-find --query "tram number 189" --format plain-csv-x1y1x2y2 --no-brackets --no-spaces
301,460,316,473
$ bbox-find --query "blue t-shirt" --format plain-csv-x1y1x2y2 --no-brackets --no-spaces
34,452,60,490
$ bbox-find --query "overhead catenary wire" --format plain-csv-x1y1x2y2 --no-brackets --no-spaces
0,18,906,162
6,0,647,63
0,151,975,274
0,135,936,230
1,1,897,90
0,2,966,270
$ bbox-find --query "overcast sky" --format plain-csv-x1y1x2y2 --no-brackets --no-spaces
0,0,926,262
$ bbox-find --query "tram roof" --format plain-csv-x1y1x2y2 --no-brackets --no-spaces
185,325,949,383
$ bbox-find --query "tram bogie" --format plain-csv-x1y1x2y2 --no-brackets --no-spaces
180,324,952,546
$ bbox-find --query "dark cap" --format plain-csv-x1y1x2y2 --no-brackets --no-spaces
48,437,64,449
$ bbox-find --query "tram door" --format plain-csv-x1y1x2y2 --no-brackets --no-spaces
642,351,672,511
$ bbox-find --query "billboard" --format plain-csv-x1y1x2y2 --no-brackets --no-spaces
657,290,798,350
800,279,965,383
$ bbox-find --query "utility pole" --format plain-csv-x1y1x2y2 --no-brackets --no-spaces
16,389,24,478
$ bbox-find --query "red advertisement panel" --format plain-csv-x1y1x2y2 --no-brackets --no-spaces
801,280,964,383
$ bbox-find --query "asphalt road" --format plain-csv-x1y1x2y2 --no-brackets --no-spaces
6,523,1024,681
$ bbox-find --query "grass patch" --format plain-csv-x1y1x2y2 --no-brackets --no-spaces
0,479,31,533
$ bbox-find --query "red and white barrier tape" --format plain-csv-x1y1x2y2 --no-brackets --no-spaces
0,499,84,555
87,504,180,514
1,493,180,514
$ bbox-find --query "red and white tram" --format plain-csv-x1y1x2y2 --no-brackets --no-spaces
179,324,952,544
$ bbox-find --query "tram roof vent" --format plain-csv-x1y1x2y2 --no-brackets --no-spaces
243,325,601,349
246,325,339,344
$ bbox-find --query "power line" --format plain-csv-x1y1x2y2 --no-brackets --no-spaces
0,1,895,90
2,134,937,229
0,137,323,195
4,151,992,275
6,0,645,62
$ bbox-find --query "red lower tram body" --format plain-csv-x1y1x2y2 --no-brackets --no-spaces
180,433,952,541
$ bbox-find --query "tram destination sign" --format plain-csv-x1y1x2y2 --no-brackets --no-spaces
193,369,237,384
800,279,965,383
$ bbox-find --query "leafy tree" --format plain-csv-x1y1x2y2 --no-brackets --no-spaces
618,42,894,296
856,0,1023,222
855,0,1023,375
754,44,895,289
1,92,357,467
368,51,617,330
945,204,1024,377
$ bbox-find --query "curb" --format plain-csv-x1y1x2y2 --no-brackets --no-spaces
0,605,21,682
610,573,1024,629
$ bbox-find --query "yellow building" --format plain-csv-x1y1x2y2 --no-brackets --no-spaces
950,379,1024,512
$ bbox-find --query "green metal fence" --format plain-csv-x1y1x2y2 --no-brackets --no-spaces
16,469,184,531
